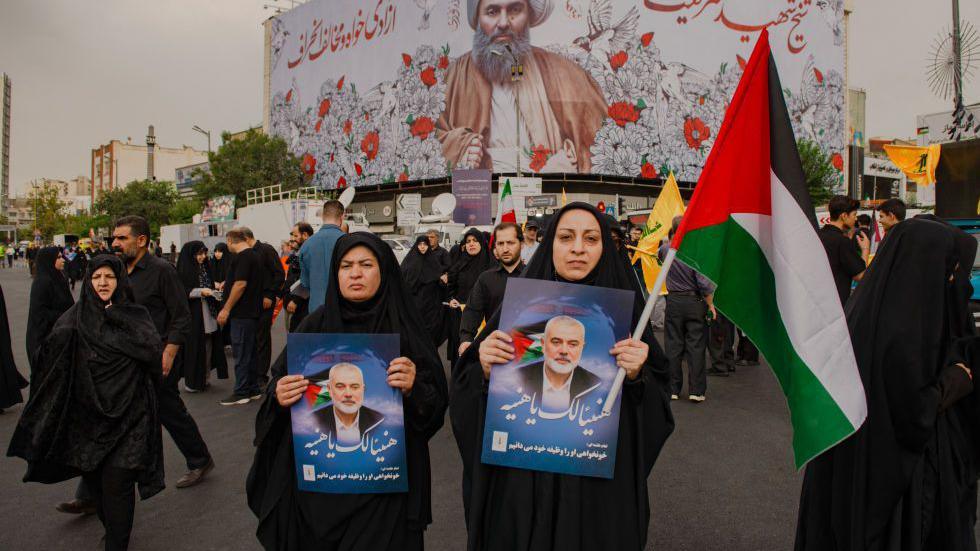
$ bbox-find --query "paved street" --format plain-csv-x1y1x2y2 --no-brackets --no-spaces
0,265,805,550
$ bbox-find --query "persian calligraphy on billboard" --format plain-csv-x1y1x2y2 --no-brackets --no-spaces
268,0,844,189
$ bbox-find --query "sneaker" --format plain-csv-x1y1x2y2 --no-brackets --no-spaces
249,392,263,401
219,393,251,406
689,395,706,403
670,394,679,400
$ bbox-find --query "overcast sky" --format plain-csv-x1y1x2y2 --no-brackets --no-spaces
1,0,978,196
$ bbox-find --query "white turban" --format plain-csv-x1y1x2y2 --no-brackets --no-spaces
468,0,554,30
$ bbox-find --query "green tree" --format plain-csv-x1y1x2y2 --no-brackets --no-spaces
169,197,202,225
27,181,70,239
194,129,304,205
797,139,838,207
63,212,112,237
93,179,179,235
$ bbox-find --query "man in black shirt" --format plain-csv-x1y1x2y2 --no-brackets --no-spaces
242,227,286,388
818,195,869,306
459,222,523,356
284,222,313,331
57,216,215,515
217,228,265,405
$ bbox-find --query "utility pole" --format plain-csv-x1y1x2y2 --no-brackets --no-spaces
505,44,524,176
952,0,963,108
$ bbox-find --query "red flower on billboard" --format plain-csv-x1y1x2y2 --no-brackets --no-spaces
318,98,331,118
420,66,437,87
397,171,409,182
337,176,347,188
285,89,292,103
302,154,316,176
354,163,363,176
831,152,844,171
683,117,711,149
641,161,658,179
336,76,345,91
361,131,380,160
343,120,352,135
528,145,551,172
608,102,640,127
315,120,323,133
608,51,628,71
438,55,450,69
410,117,435,140
814,68,824,84
402,53,413,67
641,32,654,47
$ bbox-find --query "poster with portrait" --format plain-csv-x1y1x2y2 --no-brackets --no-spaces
481,278,633,478
288,333,408,494
268,0,845,189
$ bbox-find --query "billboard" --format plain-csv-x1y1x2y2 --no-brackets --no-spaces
268,0,844,189
201,195,237,222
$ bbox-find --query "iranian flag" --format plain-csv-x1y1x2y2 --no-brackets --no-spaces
671,30,866,467
495,178,516,226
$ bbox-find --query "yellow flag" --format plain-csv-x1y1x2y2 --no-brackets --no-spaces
882,144,941,186
631,172,686,294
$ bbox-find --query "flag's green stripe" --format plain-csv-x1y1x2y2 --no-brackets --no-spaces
677,218,854,467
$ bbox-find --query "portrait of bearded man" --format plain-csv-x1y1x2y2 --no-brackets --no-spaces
436,0,608,173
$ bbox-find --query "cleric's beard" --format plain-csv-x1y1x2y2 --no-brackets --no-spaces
545,356,575,375
471,26,532,84
335,401,360,415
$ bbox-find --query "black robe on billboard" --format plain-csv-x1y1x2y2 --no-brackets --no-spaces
174,241,228,391
246,233,449,551
7,255,165,499
450,203,675,551
401,236,446,347
0,285,27,410
446,229,495,366
795,218,980,551
25,247,74,371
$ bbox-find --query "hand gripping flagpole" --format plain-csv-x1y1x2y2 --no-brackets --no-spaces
602,248,677,415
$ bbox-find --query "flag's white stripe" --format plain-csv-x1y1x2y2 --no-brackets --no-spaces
730,171,867,429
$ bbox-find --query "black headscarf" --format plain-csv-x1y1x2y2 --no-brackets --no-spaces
246,233,449,550
401,236,442,291
450,202,674,550
210,242,230,284
0,284,26,409
8,255,164,499
447,228,495,302
26,247,74,369
796,218,980,550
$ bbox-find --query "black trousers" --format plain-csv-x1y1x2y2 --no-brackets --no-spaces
664,294,709,396
255,307,274,386
736,329,759,362
708,313,735,372
81,465,138,551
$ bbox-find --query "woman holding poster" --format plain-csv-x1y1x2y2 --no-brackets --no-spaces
247,233,449,551
451,203,675,550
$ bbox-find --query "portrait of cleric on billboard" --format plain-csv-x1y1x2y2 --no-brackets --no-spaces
269,0,844,188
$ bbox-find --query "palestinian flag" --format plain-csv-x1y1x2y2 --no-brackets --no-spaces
303,382,331,409
670,30,866,468
509,319,547,363
495,178,517,226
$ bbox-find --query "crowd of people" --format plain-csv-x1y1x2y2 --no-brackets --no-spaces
0,194,976,551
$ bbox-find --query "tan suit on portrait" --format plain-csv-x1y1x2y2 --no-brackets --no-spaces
437,47,608,173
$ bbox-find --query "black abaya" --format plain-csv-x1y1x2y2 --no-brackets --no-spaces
174,241,228,391
795,218,980,551
8,254,165,499
450,203,674,551
246,233,449,551
401,237,445,347
0,285,27,410
25,247,74,371
446,229,495,365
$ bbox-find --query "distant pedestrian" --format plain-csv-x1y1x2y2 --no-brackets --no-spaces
298,200,345,312
707,313,736,376
242,227,285,389
216,228,264,405
660,215,716,402
174,241,228,393
283,223,313,331
817,195,869,306
6,245,13,268
25,247,74,371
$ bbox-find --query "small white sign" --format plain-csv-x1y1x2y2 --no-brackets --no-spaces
491,431,508,452
302,464,316,481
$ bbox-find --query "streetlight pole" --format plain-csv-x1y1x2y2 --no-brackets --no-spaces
192,125,212,153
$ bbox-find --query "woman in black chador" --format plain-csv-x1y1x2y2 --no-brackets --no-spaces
175,241,228,392
246,232,449,551
445,228,495,366
0,284,27,413
450,203,675,551
401,235,446,347
795,217,980,551
26,246,74,371
7,255,165,551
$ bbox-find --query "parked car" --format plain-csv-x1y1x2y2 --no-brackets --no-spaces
381,235,414,264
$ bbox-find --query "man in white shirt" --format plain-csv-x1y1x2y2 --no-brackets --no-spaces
520,219,539,264
313,363,384,447
516,315,600,414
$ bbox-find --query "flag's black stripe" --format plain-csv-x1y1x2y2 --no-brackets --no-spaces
768,53,818,230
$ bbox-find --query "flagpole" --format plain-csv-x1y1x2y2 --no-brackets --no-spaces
602,248,677,414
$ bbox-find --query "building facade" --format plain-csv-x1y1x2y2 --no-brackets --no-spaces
1,74,11,219
90,127,207,203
